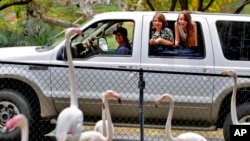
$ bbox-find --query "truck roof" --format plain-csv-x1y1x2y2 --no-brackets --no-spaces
94,11,250,18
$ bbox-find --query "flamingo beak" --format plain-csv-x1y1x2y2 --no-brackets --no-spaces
118,98,121,104
155,103,158,108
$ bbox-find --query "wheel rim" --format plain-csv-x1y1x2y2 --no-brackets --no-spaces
0,101,20,131
239,115,250,123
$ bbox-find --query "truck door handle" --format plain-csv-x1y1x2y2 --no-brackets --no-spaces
118,66,127,69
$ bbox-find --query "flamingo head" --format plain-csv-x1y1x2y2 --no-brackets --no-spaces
102,90,121,104
221,70,237,78
155,93,173,107
2,114,27,133
65,27,83,39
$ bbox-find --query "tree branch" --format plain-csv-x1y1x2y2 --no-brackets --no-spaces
234,0,250,14
0,0,32,10
201,0,214,11
145,0,155,11
27,6,79,28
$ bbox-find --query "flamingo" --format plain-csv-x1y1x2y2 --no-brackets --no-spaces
94,108,107,136
94,101,115,137
78,90,121,141
55,27,84,141
155,93,207,141
221,70,250,125
2,114,29,141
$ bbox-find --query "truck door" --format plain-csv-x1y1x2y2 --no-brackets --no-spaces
140,14,215,123
50,18,142,117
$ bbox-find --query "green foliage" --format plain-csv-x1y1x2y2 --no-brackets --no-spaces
1,0,250,48
134,0,238,12
94,4,120,13
22,18,59,45
244,5,250,13
0,18,59,47
47,4,80,23
0,30,24,47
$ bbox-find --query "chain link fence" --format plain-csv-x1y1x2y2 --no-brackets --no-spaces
1,62,250,141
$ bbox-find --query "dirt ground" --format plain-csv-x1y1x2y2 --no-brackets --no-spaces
82,125,225,141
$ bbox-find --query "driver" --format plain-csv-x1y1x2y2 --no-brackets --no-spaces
112,27,132,55
93,27,132,55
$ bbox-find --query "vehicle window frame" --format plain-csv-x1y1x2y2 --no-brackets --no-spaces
71,20,135,59
216,20,250,61
148,20,205,59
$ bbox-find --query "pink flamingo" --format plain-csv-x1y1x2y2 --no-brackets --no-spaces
94,102,115,137
221,70,250,125
55,28,84,141
3,114,29,141
78,90,121,141
155,93,207,141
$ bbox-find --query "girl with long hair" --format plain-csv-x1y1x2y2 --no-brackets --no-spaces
174,10,198,47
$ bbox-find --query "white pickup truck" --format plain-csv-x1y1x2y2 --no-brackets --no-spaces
1,11,250,140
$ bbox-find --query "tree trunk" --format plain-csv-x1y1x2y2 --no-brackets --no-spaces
198,0,204,11
179,0,188,10
170,0,178,11
116,0,122,10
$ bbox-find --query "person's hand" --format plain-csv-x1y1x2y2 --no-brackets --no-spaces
92,44,99,50
154,38,161,45
149,38,155,45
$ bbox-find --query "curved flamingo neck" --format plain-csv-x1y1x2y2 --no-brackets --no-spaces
65,34,78,108
19,116,29,141
21,123,29,141
166,98,176,141
104,97,113,141
102,106,107,137
231,74,239,124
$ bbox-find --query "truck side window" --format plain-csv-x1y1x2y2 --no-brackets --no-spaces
71,20,134,59
149,21,205,59
216,21,250,61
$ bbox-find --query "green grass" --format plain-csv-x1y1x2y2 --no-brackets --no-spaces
243,5,250,14
47,5,83,23
94,4,120,13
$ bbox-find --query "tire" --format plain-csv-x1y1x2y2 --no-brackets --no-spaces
0,89,31,141
223,102,250,141
33,119,56,137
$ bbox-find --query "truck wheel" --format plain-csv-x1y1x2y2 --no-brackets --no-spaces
0,89,31,141
223,102,250,141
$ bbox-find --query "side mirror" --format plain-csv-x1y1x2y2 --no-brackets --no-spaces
98,38,108,52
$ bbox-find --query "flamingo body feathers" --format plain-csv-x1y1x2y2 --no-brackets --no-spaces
155,93,207,141
94,120,114,136
79,90,121,141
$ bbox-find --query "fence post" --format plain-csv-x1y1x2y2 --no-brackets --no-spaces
138,68,145,141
